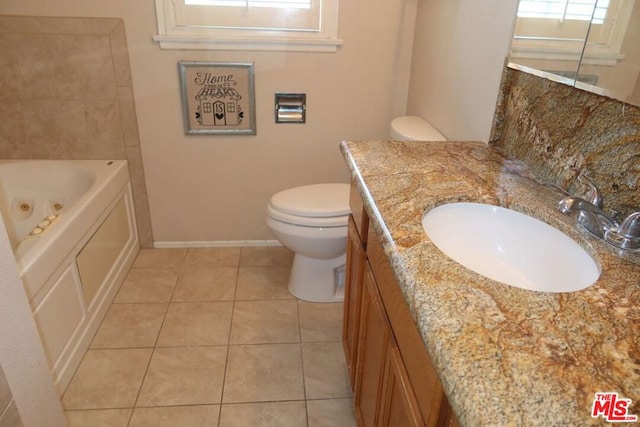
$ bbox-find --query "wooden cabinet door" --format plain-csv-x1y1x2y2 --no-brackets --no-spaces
343,215,367,388
354,264,390,427
379,344,426,427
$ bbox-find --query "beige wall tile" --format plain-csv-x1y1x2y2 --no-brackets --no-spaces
49,35,117,101
0,34,55,100
21,99,89,158
109,23,132,87
0,400,23,427
0,16,119,36
0,101,25,158
118,87,140,147
85,100,125,158
125,145,154,247
0,366,12,417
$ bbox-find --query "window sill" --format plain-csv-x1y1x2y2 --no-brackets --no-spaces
153,34,343,52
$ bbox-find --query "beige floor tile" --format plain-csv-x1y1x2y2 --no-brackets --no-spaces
129,405,219,427
157,302,233,347
299,301,344,342
90,303,167,349
62,349,152,410
302,342,352,399
306,398,357,427
230,300,300,344
132,248,187,271
183,248,241,270
65,409,132,427
239,246,293,267
172,266,237,302
223,344,304,403
137,346,227,407
115,269,178,303
235,266,293,300
219,401,307,427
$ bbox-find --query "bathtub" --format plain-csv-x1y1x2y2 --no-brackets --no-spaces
0,159,139,394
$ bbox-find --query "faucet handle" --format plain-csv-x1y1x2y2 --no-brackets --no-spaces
577,172,603,208
605,212,640,251
617,212,640,238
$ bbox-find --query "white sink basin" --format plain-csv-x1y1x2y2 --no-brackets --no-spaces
422,203,600,293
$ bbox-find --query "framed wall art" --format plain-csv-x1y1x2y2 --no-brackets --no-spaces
178,61,257,135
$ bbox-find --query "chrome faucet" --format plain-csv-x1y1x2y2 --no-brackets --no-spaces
558,171,640,252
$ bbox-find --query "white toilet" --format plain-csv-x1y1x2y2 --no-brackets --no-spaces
389,115,447,141
265,116,446,303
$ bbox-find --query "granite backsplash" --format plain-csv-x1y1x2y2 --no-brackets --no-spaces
489,66,640,220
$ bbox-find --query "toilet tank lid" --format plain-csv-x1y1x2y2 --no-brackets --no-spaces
390,116,447,141
270,183,350,218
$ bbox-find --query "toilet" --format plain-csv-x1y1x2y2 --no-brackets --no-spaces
389,115,447,141
265,116,446,302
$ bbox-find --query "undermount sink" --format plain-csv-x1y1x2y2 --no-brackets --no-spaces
422,203,600,293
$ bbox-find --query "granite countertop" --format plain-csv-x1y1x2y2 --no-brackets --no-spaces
341,140,640,426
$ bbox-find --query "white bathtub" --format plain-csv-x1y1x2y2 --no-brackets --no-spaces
0,159,139,394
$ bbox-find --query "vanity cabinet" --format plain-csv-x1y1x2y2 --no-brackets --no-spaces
343,183,459,427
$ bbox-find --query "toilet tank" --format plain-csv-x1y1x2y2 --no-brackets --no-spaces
389,116,447,141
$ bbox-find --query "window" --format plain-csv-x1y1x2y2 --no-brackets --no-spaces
517,0,609,23
153,0,341,52
510,0,633,65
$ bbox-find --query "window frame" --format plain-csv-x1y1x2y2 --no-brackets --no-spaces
510,0,633,65
153,0,342,52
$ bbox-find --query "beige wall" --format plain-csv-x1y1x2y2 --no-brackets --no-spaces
0,0,416,243
0,215,66,427
406,0,519,142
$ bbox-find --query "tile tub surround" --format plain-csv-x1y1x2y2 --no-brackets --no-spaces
341,140,640,426
0,15,153,247
490,66,640,219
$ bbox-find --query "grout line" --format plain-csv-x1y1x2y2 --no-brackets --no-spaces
125,256,182,427
218,250,241,418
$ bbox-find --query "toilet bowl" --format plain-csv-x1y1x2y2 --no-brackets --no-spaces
265,183,350,302
266,116,445,302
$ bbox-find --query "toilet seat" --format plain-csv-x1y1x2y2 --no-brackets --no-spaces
267,204,348,227
267,183,350,227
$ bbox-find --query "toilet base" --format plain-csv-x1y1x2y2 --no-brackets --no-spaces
287,253,346,303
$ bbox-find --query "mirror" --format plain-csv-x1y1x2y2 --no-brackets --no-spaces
508,0,640,106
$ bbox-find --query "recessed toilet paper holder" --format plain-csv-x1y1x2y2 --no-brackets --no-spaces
275,93,306,124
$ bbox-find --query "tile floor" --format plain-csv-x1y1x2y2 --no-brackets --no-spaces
62,247,356,427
